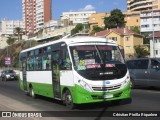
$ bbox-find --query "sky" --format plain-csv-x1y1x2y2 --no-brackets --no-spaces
0,0,127,20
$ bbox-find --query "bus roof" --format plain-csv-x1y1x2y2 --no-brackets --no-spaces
20,36,117,53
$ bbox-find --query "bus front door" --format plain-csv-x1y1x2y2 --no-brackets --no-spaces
22,60,27,91
52,59,61,99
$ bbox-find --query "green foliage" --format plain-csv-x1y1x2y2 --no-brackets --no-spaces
143,33,150,44
104,9,126,29
14,27,23,41
134,45,149,58
6,37,15,45
71,23,89,35
92,26,104,33
131,26,140,34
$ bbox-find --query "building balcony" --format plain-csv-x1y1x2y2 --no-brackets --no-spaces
129,0,152,8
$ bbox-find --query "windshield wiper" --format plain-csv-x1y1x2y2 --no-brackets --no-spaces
95,45,103,64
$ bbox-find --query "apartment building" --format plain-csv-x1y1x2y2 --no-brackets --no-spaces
140,9,160,33
89,11,141,31
22,0,52,35
94,28,143,59
1,20,24,37
61,11,96,26
127,0,160,12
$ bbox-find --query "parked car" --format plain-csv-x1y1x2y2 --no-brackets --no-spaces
0,70,17,81
126,58,160,88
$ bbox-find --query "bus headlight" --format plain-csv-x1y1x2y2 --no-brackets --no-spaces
78,80,92,92
122,75,130,88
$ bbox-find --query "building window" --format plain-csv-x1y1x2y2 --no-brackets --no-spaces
109,37,117,41
126,37,130,41
155,50,158,55
136,19,138,22
126,46,131,50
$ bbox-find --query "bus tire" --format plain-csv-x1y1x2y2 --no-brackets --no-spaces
130,78,135,89
29,87,36,98
64,90,74,109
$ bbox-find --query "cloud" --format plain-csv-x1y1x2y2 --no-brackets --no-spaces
78,5,95,11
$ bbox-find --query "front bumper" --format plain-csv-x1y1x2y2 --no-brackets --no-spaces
72,83,131,104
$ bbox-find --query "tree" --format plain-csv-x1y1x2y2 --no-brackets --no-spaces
91,26,104,34
104,9,126,29
71,23,89,35
14,27,23,41
6,37,15,45
134,45,149,58
131,26,140,34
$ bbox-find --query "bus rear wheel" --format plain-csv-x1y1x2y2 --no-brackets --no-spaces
64,90,74,109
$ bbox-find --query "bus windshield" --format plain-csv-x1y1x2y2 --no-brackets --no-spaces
70,45,127,80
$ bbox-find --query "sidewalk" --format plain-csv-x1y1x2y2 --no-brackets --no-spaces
0,94,63,120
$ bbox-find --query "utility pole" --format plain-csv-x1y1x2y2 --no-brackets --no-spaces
152,0,155,57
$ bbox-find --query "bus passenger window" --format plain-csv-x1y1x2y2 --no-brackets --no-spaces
27,57,34,71
35,56,42,70
42,55,51,70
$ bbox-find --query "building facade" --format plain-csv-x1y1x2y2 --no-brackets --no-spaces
124,11,141,30
1,20,24,37
89,13,109,31
61,11,96,26
94,28,143,59
22,0,52,35
140,9,160,33
127,0,160,12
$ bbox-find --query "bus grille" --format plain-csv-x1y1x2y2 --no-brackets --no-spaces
92,84,121,91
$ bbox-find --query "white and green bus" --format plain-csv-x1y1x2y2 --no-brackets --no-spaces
19,36,131,108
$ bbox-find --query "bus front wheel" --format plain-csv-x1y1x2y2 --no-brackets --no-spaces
130,78,135,89
64,90,74,109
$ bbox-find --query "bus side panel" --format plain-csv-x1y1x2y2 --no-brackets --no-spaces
60,70,74,87
60,70,75,99
27,71,53,98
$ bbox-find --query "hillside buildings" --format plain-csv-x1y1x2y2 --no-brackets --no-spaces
1,20,24,37
61,11,96,26
89,11,141,31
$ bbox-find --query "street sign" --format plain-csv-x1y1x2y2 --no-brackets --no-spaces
5,57,11,65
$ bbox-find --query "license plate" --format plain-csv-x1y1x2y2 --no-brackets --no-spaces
104,94,113,98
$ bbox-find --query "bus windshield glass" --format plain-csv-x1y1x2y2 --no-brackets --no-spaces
70,44,127,80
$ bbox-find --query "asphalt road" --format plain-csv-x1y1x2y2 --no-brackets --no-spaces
0,80,160,120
